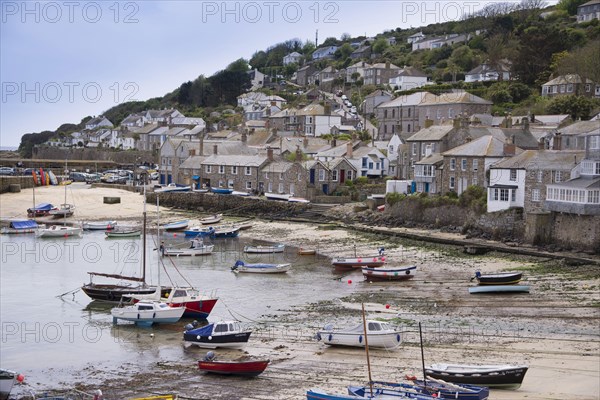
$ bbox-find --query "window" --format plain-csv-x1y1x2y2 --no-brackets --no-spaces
384,110,388,118
319,169,326,181
407,124,411,132
567,83,573,93
448,108,454,118
461,159,467,171
559,84,565,93
421,145,426,156
168,159,171,165
492,188,499,201
510,169,517,181
231,166,238,174
389,145,394,153
332,170,338,181
596,162,600,176
532,189,540,202
511,189,516,202
473,175,478,185
408,108,411,117
219,165,225,174
368,162,374,169
589,190,600,204
246,181,252,189
589,136,600,150
449,176,455,189
412,143,417,156
450,158,456,171
278,183,284,193
347,170,353,180
245,166,251,175
473,159,479,172
362,157,368,168
500,189,509,202
298,173,302,181
228,179,234,188
553,170,563,183
537,170,543,183
586,84,591,92
268,182,272,192
206,165,212,173
542,86,548,95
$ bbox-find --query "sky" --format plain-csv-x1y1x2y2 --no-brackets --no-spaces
0,0,543,148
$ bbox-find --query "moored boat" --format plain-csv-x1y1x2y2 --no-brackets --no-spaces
265,192,291,201
26,203,55,217
48,203,75,218
243,243,285,253
362,265,417,281
468,285,530,294
349,379,490,400
83,220,117,230
472,271,522,285
232,260,291,274
105,228,142,238
1,220,41,234
198,352,269,377
288,196,310,203
211,187,233,194
36,224,82,238
154,183,191,193
0,369,17,400
162,220,189,231
111,301,185,326
160,238,214,256
316,320,401,349
332,247,386,269
126,286,218,319
183,320,251,348
200,213,223,225
425,363,528,389
298,247,316,255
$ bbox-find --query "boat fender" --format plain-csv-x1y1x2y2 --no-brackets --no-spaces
153,313,156,318
328,334,333,341
406,269,411,275
396,334,401,342
208,336,212,340
359,335,363,344
197,335,201,340
184,323,194,331
137,313,140,319
316,333,322,341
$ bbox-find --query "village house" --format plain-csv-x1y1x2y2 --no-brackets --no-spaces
363,62,400,86
553,120,600,150
577,0,600,22
312,46,338,60
317,66,338,87
418,91,493,128
363,90,393,116
85,116,113,130
381,133,405,178
413,153,444,194
268,108,300,132
375,91,430,139
487,148,586,213
411,33,469,51
388,67,429,91
171,117,206,130
350,46,372,60
465,61,512,83
121,113,147,128
201,153,269,191
541,74,600,98
131,123,160,151
305,157,356,195
441,135,523,195
346,61,371,84
407,32,425,44
283,51,302,65
260,157,309,197
315,141,388,178
145,109,183,124
295,64,318,87
297,103,342,137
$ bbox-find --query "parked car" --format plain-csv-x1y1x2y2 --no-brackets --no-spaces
150,171,160,180
0,167,15,175
70,172,88,182
336,90,343,97
341,95,348,101
350,106,357,114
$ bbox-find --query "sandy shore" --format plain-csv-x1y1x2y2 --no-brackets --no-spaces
2,185,599,399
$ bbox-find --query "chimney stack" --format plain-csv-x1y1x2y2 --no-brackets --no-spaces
385,61,390,69
503,137,516,157
267,147,274,161
452,117,460,129
213,144,218,155
189,149,196,156
553,133,562,150
332,137,337,148
324,103,331,115
303,136,308,148
241,130,247,143
538,138,545,150
346,141,353,158
295,145,303,161
425,118,434,128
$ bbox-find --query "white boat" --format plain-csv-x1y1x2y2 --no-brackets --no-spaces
232,260,291,274
469,285,530,294
160,238,214,256
161,220,189,231
125,286,218,319
316,320,402,349
36,224,82,238
154,183,192,193
183,320,252,348
200,214,223,225
83,220,117,230
0,369,17,400
362,265,417,281
332,247,386,268
111,301,185,326
231,190,250,196
243,243,285,253
48,203,75,218
265,192,291,201
105,227,142,238
288,196,310,203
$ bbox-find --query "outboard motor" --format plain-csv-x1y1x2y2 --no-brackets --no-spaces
232,260,244,271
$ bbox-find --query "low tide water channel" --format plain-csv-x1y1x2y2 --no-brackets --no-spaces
0,229,346,390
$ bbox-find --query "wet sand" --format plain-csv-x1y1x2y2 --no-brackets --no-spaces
2,185,599,399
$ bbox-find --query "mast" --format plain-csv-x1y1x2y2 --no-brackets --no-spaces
419,322,427,388
156,195,160,288
361,303,374,397
142,185,147,285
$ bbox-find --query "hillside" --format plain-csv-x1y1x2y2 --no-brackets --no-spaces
18,0,600,156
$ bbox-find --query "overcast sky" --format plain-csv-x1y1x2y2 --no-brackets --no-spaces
0,0,545,148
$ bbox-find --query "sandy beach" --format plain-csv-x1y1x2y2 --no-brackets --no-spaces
1,184,599,399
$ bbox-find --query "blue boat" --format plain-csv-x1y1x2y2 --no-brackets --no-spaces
26,203,54,217
211,187,233,194
307,388,434,399
349,380,489,400
1,220,40,234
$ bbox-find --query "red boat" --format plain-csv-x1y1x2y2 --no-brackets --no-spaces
198,355,269,377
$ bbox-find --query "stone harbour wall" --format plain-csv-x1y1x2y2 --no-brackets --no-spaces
0,176,35,194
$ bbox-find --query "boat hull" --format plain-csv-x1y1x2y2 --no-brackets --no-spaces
211,187,233,194
233,263,291,274
161,244,214,256
426,364,528,389
476,272,522,285
171,298,218,319
184,331,251,349
469,285,530,294
316,331,401,349
362,266,416,281
82,284,158,303
197,360,269,376
306,389,357,400
332,257,385,268
83,221,117,230
243,244,285,253
162,220,189,231
105,230,142,238
36,226,82,237
111,304,185,326
0,369,17,400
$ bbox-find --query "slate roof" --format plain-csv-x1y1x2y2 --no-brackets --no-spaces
443,135,523,157
491,150,585,170
407,126,454,141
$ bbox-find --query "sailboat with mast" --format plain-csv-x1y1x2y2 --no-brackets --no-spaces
81,187,158,302
124,195,219,319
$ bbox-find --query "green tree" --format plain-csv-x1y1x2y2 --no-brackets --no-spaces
513,23,566,85
557,0,589,15
449,45,478,72
335,43,354,60
547,95,596,119
372,38,389,54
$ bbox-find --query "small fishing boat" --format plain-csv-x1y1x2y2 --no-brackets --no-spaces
27,203,55,217
212,226,240,238
183,320,251,348
82,220,117,231
468,285,530,294
472,271,522,285
211,187,233,194
306,389,365,400
0,369,17,400
349,379,490,400
154,183,191,193
332,247,386,269
160,238,214,256
200,213,223,224
243,243,285,253
232,260,291,274
198,352,269,377
36,224,82,238
105,228,142,238
288,196,310,203
265,192,290,201
126,286,218,319
162,220,189,231
1,220,41,234
425,363,529,389
298,248,316,255
231,190,250,196
362,265,417,281
316,320,401,349
48,203,75,218
111,301,185,326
